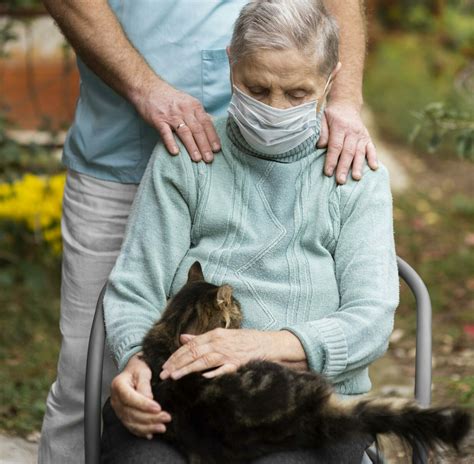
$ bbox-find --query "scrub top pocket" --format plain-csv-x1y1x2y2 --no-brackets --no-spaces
201,49,232,116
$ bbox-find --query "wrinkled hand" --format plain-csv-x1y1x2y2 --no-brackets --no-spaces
133,79,221,163
110,352,172,439
160,328,270,380
317,101,378,184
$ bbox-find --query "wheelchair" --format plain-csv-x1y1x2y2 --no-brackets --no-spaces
85,256,432,464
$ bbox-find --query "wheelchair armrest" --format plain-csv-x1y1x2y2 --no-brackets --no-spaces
396,256,432,408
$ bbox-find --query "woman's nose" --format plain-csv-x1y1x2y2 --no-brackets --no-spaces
265,96,292,109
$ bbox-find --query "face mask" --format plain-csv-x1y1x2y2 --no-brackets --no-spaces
227,76,331,156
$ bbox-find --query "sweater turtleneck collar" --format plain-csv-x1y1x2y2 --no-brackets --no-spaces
225,117,320,163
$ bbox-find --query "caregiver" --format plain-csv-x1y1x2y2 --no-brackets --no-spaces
101,1,398,462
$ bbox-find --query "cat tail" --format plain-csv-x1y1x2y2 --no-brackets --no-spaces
328,395,471,454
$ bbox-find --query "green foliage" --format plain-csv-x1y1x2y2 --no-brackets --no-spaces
0,114,64,183
0,20,16,58
374,1,474,49
374,1,434,31
364,33,472,159
410,102,474,160
450,375,474,407
452,193,474,217
366,3,473,161
441,6,474,50
2,0,44,9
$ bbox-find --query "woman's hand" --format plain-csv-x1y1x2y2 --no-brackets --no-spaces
159,328,272,380
110,352,172,439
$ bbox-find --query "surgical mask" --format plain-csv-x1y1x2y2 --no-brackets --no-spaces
228,77,331,156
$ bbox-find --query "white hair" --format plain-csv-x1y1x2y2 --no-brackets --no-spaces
229,0,339,76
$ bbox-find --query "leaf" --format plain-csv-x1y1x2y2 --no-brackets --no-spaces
409,123,422,144
428,132,442,153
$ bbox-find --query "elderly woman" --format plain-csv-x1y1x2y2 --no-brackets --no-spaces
101,0,399,462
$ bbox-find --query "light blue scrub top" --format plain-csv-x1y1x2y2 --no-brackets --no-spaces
63,0,248,184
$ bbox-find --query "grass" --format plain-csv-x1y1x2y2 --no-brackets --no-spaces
0,250,61,435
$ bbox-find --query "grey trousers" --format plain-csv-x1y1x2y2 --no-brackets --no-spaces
38,169,139,464
101,398,373,463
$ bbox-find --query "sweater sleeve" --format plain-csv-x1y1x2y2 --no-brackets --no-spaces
103,146,197,372
280,163,399,381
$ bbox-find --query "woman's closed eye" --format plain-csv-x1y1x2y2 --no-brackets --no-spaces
248,87,268,98
287,90,307,101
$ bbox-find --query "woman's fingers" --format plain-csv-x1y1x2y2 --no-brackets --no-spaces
202,363,237,378
125,415,169,439
120,398,172,438
111,374,172,438
162,331,215,372
162,339,212,378
122,407,171,426
161,329,224,378
180,333,196,343
134,366,154,400
165,351,224,380
109,354,175,438
111,369,160,414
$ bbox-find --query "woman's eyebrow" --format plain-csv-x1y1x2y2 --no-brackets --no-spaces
244,78,273,88
283,82,316,93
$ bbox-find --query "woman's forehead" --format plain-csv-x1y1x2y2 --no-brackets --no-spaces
233,49,326,88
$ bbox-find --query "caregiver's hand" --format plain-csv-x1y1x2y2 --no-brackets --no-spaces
132,77,221,163
318,101,378,185
110,352,172,439
159,328,270,380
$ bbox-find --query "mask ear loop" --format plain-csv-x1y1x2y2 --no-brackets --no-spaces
316,74,333,113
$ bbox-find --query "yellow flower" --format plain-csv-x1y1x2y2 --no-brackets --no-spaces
0,172,66,254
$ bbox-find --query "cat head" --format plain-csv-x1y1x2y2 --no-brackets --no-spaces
159,262,243,346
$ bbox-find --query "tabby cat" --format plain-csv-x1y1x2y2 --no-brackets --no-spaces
141,262,471,464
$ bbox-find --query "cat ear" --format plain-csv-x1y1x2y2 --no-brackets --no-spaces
187,261,204,282
216,285,233,308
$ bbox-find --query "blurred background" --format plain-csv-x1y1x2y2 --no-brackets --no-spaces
0,0,473,461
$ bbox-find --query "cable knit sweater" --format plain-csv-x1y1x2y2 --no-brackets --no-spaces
104,116,400,395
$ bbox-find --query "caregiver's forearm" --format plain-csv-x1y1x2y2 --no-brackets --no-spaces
42,0,164,105
267,330,309,372
323,0,366,109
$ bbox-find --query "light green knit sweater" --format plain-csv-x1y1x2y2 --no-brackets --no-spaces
104,116,399,395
